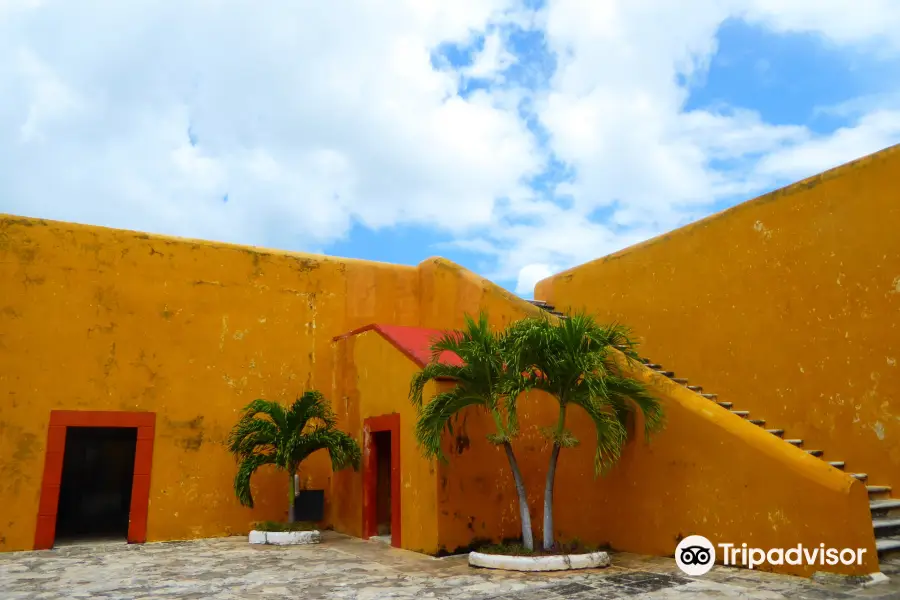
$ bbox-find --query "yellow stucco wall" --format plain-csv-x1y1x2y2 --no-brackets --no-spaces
0,215,426,551
428,357,878,575
330,331,440,554
536,144,900,497
0,216,547,553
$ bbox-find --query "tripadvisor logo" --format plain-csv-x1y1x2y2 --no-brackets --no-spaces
676,535,716,576
675,535,869,576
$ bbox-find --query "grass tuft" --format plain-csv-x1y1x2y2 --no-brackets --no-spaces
252,521,317,532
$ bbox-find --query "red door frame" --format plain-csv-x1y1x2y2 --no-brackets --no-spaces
34,410,156,550
362,413,401,548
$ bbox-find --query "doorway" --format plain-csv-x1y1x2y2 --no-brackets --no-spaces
55,427,137,541
373,431,392,538
362,413,401,548
34,410,156,550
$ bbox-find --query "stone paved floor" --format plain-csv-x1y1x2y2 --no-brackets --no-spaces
1,533,899,599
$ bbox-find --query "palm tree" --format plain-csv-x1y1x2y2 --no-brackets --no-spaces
227,390,361,522
409,312,535,550
507,312,664,551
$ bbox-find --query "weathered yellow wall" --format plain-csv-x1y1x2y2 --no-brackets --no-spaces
0,215,422,551
327,259,554,553
330,332,440,553
536,144,900,496
428,358,878,575
0,216,547,553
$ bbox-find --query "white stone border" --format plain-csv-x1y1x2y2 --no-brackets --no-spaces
468,550,610,572
248,530,322,545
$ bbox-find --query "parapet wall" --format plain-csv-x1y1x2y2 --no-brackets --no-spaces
536,144,900,498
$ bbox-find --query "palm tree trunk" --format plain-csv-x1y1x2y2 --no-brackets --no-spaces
502,441,534,551
542,443,561,550
543,403,567,551
288,470,296,523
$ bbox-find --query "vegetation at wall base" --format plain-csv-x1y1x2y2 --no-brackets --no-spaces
252,521,318,532
475,538,606,556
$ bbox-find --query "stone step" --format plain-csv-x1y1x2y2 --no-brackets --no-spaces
868,485,892,497
829,461,845,470
785,439,803,447
873,518,900,538
717,401,733,409
671,377,689,385
687,385,702,392
851,473,868,482
871,499,900,517
655,370,675,377
748,419,766,426
767,429,785,437
876,537,900,555
731,410,750,417
806,449,824,457
529,300,552,308
645,363,662,370
701,393,717,400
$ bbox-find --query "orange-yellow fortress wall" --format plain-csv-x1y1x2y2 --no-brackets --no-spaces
536,144,900,499
0,215,544,552
0,215,421,551
426,362,878,576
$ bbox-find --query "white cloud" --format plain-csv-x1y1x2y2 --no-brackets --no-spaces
2,0,900,296
515,263,554,296
1,0,538,245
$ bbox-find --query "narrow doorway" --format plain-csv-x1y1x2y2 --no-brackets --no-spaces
373,431,392,541
55,427,138,542
362,413,401,548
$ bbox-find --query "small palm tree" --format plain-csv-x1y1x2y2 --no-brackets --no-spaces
507,312,664,550
409,312,535,550
227,391,361,522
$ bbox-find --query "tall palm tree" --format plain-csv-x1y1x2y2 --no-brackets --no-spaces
409,312,535,550
507,312,664,551
227,391,361,522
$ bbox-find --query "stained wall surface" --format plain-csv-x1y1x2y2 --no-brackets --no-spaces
0,215,546,552
0,215,423,551
536,144,900,496
429,359,879,576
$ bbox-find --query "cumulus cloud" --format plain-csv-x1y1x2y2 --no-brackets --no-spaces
1,0,899,297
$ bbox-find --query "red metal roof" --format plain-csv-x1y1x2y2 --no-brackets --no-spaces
333,324,463,367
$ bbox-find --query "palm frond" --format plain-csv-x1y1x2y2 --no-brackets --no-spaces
606,375,665,440
409,361,467,409
235,399,289,433
505,310,663,471
414,387,485,461
568,395,628,475
233,452,277,508
289,427,361,472
226,417,279,459
286,390,337,434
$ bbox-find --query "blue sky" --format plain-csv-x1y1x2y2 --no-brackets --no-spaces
2,1,900,297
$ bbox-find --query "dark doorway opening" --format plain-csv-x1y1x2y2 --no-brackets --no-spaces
55,427,138,542
373,431,392,538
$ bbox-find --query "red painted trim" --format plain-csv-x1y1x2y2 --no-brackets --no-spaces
332,323,462,369
362,413,401,548
34,411,156,549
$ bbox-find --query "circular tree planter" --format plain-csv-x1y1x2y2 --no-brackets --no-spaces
249,530,322,545
469,550,610,572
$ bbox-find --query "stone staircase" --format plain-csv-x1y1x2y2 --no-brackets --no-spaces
528,300,900,559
